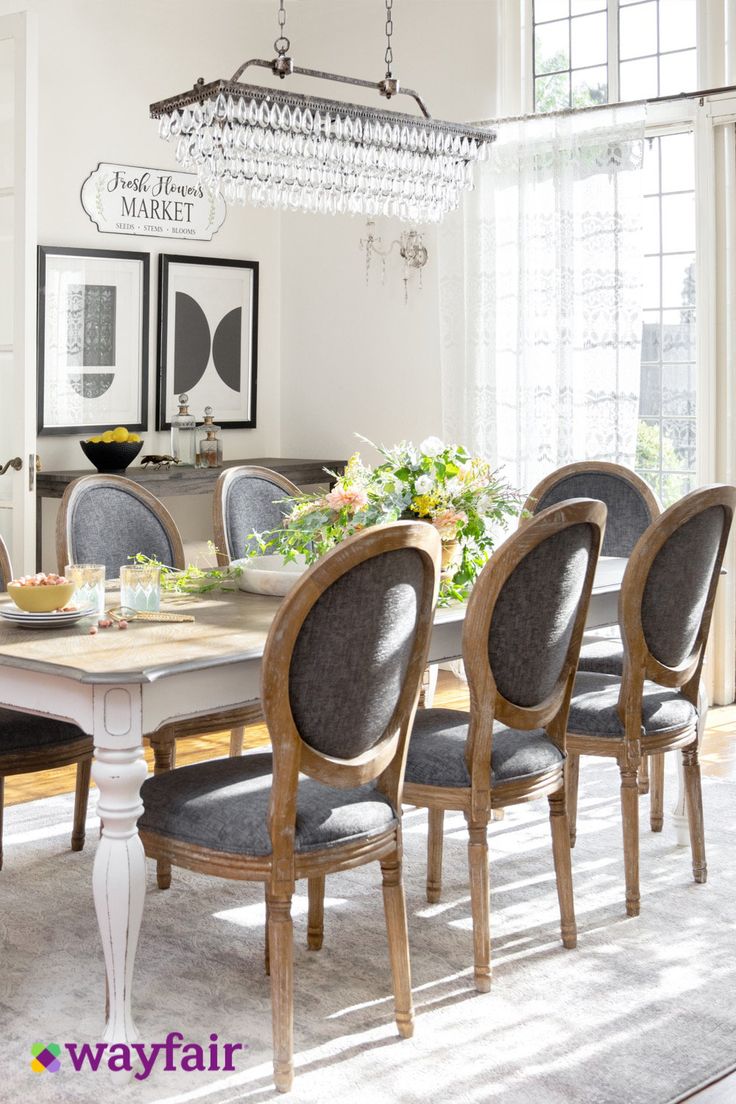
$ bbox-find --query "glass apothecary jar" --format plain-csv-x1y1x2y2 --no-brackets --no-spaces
197,407,222,468
171,393,197,466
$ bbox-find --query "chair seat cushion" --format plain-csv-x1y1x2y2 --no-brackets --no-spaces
0,707,86,754
404,708,564,789
577,638,624,676
139,753,398,857
568,672,698,739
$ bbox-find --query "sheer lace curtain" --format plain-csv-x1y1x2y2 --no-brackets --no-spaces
439,104,647,497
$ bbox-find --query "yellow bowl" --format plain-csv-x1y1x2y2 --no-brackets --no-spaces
7,581,76,613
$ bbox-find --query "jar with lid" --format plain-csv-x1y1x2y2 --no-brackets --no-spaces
170,393,197,466
197,407,222,469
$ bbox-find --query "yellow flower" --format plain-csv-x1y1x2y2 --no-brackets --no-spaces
411,495,436,517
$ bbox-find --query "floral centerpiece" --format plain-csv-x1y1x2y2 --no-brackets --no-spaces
250,436,521,602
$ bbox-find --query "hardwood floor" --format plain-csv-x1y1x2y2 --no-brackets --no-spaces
4,672,736,1101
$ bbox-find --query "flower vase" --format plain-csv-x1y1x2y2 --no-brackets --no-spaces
440,538,462,581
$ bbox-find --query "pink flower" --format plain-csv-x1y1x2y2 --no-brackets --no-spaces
431,509,468,539
325,485,368,511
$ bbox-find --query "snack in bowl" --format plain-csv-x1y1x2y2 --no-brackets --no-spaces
7,572,76,613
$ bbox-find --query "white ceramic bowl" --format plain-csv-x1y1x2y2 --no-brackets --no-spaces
233,554,308,597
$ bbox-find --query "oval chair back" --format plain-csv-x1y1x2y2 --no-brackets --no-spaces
523,461,659,558
0,535,11,591
56,474,185,577
213,465,302,565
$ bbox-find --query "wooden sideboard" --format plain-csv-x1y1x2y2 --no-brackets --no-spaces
35,456,346,569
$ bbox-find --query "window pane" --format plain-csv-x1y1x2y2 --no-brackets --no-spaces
641,137,660,195
643,195,660,254
661,309,696,362
641,311,661,363
662,473,696,503
662,254,695,308
659,0,697,52
659,49,697,95
620,56,659,99
644,255,661,307
535,72,571,111
571,0,606,13
637,420,662,471
572,65,608,106
535,0,570,22
661,193,696,252
660,132,695,193
535,19,570,73
619,1,658,60
662,417,696,469
662,362,696,416
640,362,662,416
571,11,607,67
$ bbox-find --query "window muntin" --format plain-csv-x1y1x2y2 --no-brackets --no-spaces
533,0,608,112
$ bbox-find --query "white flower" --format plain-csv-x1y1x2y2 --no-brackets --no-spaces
415,474,435,495
419,436,444,458
445,477,463,496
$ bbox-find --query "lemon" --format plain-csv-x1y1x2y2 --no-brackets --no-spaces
88,436,102,443
112,426,129,443
127,433,140,443
101,431,114,443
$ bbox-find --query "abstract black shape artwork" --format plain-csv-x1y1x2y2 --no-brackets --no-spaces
66,284,117,366
212,307,242,392
173,292,210,393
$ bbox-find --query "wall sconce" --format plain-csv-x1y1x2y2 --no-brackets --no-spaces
360,220,429,304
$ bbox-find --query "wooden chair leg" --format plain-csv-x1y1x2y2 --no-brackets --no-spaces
638,753,650,795
71,756,92,852
307,875,325,950
0,776,4,871
548,788,577,949
619,763,641,917
682,744,707,883
229,726,244,757
650,753,665,832
465,815,491,991
566,752,580,847
426,808,444,903
267,890,294,1093
264,889,271,976
380,852,414,1039
151,736,175,890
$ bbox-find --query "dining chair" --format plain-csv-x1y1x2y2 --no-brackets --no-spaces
0,534,93,868
524,461,662,799
400,498,606,992
213,464,302,566
565,485,736,918
56,474,256,887
139,520,441,1093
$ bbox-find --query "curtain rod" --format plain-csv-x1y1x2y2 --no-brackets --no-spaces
474,81,736,127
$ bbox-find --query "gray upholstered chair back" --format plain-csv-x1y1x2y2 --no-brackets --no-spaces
640,505,729,669
288,548,427,760
530,465,657,557
489,522,598,709
220,470,297,560
0,534,11,592
59,476,185,577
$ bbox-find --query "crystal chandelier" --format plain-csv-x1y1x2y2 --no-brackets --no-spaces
150,0,494,224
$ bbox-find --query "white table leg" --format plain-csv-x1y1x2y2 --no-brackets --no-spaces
91,684,148,1047
672,680,708,847
419,663,440,708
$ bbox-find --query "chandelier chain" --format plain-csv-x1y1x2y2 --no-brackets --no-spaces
274,0,290,57
384,0,394,78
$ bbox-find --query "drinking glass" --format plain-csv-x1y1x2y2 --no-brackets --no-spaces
120,564,161,613
64,563,106,617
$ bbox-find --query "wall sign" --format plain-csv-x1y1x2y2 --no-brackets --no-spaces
81,162,226,241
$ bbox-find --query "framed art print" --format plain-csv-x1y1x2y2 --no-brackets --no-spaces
37,246,149,435
156,254,259,430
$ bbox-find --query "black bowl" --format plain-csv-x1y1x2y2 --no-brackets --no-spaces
80,439,144,474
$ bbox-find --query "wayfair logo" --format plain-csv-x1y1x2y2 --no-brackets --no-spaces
30,1032,247,1080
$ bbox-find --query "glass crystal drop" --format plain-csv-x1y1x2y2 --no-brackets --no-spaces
192,103,203,129
353,118,362,142
204,99,216,125
226,96,236,122
169,110,181,136
248,99,259,126
281,105,292,130
303,108,313,134
382,123,392,146
292,106,303,132
158,115,171,140
259,100,270,127
344,117,354,141
270,103,281,129
215,93,228,120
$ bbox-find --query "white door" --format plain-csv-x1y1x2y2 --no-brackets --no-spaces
0,11,36,574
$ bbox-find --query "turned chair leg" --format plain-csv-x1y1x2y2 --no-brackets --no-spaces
566,752,580,847
380,851,414,1038
151,736,175,890
650,753,665,832
264,888,271,976
71,756,92,852
229,726,244,757
682,744,707,883
0,776,4,871
307,875,325,950
426,808,444,903
465,814,491,991
548,787,577,949
268,889,294,1093
638,753,650,795
619,761,641,917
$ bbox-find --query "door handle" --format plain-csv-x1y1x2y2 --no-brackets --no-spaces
0,457,22,477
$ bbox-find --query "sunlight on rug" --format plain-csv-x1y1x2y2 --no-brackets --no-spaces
3,757,735,1104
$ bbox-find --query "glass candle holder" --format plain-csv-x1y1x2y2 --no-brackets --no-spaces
119,563,161,613
64,563,106,617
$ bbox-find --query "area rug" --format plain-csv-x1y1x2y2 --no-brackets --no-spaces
2,756,735,1104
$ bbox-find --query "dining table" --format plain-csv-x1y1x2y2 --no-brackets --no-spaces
0,554,691,1056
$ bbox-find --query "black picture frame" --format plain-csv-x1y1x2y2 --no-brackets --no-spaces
37,245,149,436
156,254,259,431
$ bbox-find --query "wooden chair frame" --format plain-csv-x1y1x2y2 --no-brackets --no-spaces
213,465,302,567
566,484,736,917
140,521,441,1093
403,498,607,992
0,534,11,591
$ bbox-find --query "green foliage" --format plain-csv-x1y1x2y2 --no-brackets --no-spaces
131,544,243,594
